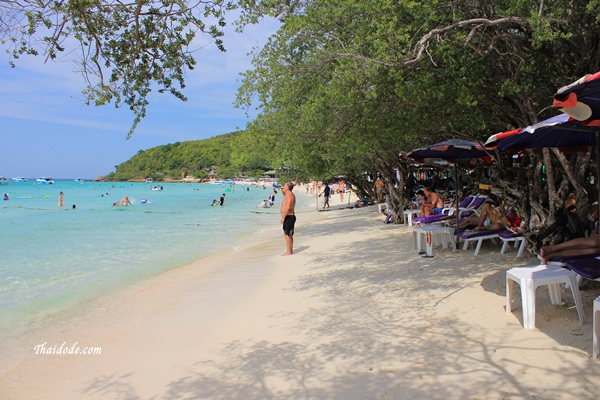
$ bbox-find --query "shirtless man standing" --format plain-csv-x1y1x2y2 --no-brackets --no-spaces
373,177,385,204
280,182,297,256
119,195,132,206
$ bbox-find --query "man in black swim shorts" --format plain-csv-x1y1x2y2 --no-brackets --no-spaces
280,182,296,256
283,215,296,236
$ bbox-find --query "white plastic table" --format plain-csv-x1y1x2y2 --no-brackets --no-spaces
413,225,456,257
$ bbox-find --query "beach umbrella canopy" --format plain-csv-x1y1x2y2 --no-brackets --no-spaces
553,71,600,126
404,138,491,163
404,139,490,197
484,113,596,152
404,139,490,245
553,71,600,215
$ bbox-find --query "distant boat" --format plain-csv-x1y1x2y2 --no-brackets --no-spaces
74,178,83,183
36,177,54,184
11,177,28,182
145,178,153,184
0,176,9,185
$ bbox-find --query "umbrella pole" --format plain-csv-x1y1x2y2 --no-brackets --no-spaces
455,154,460,250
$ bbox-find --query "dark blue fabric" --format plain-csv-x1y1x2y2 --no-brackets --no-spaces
494,117,596,151
565,257,600,280
406,139,489,161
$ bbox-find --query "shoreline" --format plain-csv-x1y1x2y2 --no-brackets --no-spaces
3,197,600,399
0,184,318,337
0,189,322,373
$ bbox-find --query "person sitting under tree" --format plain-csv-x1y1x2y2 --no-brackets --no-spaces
419,187,443,216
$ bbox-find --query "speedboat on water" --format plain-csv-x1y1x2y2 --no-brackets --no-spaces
0,176,9,185
146,178,153,184
75,178,83,183
11,177,28,182
36,177,54,184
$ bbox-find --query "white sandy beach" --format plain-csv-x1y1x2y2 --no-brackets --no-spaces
2,193,600,399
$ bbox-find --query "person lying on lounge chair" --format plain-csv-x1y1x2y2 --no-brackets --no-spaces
456,202,509,231
504,206,527,234
540,233,600,264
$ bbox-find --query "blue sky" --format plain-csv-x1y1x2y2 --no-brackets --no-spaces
0,17,279,179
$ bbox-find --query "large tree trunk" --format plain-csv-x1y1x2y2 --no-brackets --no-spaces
370,154,414,224
490,147,595,254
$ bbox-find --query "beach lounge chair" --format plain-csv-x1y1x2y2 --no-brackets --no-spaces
540,253,600,288
413,195,485,225
455,195,487,218
459,229,507,256
498,230,527,257
412,195,473,225
545,253,600,267
564,257,600,280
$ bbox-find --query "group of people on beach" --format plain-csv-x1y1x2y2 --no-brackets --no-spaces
414,186,525,234
412,179,600,263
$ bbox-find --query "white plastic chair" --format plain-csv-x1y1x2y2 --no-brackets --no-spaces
506,265,585,329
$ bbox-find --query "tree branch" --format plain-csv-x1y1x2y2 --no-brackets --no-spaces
405,17,528,65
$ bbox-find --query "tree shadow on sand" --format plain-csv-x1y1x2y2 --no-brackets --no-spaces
83,210,600,399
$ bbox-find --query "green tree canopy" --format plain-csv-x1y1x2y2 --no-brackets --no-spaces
236,0,600,237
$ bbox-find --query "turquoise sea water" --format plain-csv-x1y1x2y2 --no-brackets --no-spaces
0,180,295,333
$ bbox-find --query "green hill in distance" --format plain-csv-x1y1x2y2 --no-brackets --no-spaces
103,132,272,182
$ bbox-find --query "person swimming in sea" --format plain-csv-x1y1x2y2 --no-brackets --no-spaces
119,195,132,206
259,199,270,208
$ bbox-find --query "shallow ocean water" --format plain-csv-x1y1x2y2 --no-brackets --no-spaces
0,179,297,332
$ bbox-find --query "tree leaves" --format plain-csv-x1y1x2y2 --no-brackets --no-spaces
1,0,233,137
